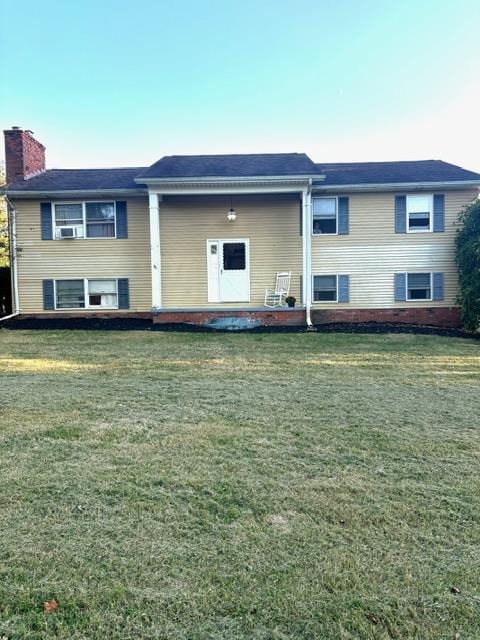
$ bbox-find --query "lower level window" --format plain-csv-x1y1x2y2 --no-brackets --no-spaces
407,273,431,300
88,279,118,307
313,275,337,301
55,279,118,309
56,280,85,309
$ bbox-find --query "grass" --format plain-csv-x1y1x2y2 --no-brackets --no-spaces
0,329,479,639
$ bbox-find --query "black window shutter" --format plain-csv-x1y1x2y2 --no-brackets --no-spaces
118,278,130,309
42,279,55,310
395,196,407,233
432,272,444,300
338,275,350,302
40,203,53,240
338,197,349,235
433,195,445,232
116,201,128,239
299,201,303,237
394,273,406,301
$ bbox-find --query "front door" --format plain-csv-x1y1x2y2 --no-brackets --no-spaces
207,239,250,302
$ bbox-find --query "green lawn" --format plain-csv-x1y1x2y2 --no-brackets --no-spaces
1,329,479,639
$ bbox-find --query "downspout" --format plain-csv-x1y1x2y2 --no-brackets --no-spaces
0,198,20,322
302,179,313,327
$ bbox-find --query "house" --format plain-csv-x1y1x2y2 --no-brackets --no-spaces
3,127,480,328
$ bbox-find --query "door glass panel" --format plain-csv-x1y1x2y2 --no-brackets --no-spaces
223,243,245,270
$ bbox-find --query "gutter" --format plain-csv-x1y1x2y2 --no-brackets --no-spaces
3,188,148,199
312,180,480,193
0,199,20,322
135,174,323,185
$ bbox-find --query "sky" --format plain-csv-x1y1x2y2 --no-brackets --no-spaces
1,0,479,171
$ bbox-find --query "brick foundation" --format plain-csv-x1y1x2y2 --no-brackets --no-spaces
153,309,306,327
17,307,462,329
311,306,461,328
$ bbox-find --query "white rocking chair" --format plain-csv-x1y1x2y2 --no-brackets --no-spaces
264,271,292,308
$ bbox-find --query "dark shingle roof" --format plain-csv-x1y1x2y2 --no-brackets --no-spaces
315,160,480,186
5,157,480,194
137,153,317,179
6,167,147,192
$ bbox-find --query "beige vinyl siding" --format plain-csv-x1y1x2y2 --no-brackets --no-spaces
311,189,477,309
159,194,302,308
14,197,151,313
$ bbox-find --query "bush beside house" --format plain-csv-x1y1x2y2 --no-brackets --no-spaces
456,199,480,331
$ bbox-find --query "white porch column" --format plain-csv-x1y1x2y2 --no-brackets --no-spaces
302,184,313,326
149,192,162,310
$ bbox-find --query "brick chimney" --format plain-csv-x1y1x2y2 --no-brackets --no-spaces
3,127,46,184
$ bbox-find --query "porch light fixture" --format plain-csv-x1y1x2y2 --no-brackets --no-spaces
227,208,237,222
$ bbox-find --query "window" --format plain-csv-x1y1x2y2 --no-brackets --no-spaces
55,279,118,309
86,203,115,237
54,204,84,238
313,275,337,301
313,198,337,234
407,195,432,232
407,273,431,300
53,202,116,239
56,280,85,309
87,280,118,307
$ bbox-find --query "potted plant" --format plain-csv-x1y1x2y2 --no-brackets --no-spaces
285,295,296,308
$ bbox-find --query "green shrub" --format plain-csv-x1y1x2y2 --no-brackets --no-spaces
456,199,480,331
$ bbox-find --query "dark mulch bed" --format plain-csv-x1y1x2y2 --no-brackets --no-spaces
1,316,478,339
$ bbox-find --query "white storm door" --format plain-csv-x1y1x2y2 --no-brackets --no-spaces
219,240,250,302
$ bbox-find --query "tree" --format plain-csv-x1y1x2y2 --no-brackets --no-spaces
0,165,8,267
455,199,480,331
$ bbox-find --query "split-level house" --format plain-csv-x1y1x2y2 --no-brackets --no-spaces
3,127,480,327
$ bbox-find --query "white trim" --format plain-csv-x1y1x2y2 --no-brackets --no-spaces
53,278,120,310
406,272,433,302
312,274,339,303
52,200,117,240
312,195,338,236
301,183,313,326
149,192,162,309
406,194,433,233
312,180,480,193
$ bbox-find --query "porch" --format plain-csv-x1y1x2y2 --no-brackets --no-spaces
149,190,310,314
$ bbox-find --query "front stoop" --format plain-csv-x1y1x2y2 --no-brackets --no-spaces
153,308,306,328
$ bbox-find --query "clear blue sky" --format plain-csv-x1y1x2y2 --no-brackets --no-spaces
1,0,479,171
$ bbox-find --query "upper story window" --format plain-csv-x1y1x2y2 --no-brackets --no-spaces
407,195,432,232
53,202,116,239
313,197,337,234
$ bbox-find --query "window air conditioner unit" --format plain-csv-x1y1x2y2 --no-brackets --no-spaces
58,226,83,239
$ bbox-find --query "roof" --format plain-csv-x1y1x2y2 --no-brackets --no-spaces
137,153,318,179
4,157,480,194
6,167,147,192
314,160,480,186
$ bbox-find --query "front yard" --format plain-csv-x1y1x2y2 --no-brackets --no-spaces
0,329,479,639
